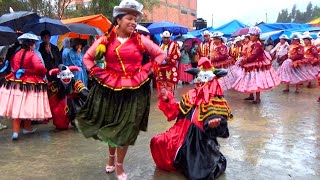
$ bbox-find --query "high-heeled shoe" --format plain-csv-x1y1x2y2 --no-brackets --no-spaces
105,154,116,173
12,132,18,140
116,162,127,180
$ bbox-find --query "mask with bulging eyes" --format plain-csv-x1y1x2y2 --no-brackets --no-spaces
57,69,74,85
195,70,216,83
184,57,228,88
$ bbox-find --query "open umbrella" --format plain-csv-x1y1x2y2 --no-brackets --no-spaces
61,14,111,32
0,11,40,31
66,23,103,36
174,34,196,41
136,24,150,35
21,17,70,36
231,27,250,37
147,21,188,35
0,26,17,45
173,33,202,51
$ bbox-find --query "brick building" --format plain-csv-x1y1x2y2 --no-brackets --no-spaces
67,0,197,30
144,0,197,30
68,0,91,10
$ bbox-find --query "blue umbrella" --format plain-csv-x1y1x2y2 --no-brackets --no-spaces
0,26,17,45
21,17,71,36
66,23,103,36
147,21,188,35
0,11,40,31
174,33,195,41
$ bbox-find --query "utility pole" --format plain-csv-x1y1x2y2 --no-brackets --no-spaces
211,13,213,27
266,13,268,23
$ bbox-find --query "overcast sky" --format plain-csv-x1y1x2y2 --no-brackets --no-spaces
197,0,319,27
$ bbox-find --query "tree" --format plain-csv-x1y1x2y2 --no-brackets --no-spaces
64,6,91,19
293,10,303,23
306,2,313,16
0,0,161,22
313,6,320,19
276,2,320,23
56,0,73,19
0,0,29,15
276,9,290,23
89,0,118,19
40,0,55,18
28,0,42,12
290,4,296,21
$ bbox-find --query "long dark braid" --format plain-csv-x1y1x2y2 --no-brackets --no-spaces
19,40,35,69
106,14,125,35
106,19,116,35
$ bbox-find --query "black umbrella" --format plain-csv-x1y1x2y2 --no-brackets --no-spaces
21,17,71,35
65,23,103,36
0,11,40,31
0,26,17,46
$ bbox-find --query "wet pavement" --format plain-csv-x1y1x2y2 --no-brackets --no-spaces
0,83,320,180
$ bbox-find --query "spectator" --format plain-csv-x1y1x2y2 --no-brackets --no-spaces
38,30,62,82
63,38,88,87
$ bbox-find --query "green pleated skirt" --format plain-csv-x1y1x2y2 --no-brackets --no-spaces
76,81,151,147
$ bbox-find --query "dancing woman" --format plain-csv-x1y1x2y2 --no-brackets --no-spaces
277,33,318,93
0,33,52,140
232,27,280,103
75,1,165,179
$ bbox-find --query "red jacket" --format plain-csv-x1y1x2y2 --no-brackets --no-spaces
6,49,47,84
84,32,165,91
303,45,319,65
197,40,212,58
246,41,265,63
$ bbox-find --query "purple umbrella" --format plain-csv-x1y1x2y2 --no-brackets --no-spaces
183,38,202,51
231,27,250,37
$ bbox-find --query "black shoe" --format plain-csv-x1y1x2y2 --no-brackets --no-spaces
244,96,254,100
282,89,289,93
252,99,261,104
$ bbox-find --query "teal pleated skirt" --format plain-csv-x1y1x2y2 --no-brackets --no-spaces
76,80,151,147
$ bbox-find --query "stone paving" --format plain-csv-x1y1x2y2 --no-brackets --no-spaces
0,84,319,180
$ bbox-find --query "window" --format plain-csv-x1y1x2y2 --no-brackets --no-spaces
181,9,188,14
67,4,76,10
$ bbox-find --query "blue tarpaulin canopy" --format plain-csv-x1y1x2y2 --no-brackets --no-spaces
214,20,248,37
188,27,215,40
257,23,312,33
260,26,320,40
